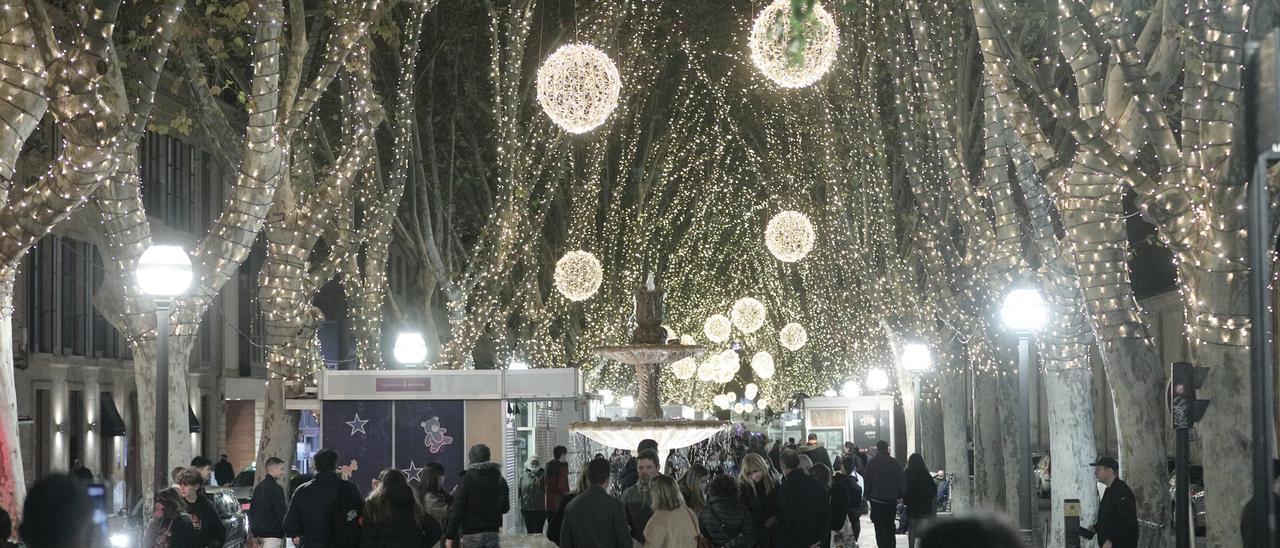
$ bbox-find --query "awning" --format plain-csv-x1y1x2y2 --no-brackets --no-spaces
99,394,127,437
188,407,201,434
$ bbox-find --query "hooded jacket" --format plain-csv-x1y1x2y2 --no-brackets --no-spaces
445,462,510,538
797,441,833,471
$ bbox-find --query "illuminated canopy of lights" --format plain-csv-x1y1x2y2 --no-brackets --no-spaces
750,351,775,379
730,297,767,333
704,314,732,343
779,322,808,351
554,250,604,301
765,210,817,263
536,43,622,133
749,0,840,88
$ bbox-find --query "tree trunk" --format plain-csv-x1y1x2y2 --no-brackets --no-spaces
941,362,971,512
1043,367,1099,548
0,268,23,520
1095,337,1169,526
995,353,1025,518
255,378,298,487
972,363,1004,510
919,389,945,474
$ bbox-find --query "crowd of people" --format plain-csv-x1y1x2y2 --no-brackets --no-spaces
0,432,1163,548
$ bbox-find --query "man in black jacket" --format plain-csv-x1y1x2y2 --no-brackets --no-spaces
445,444,510,548
775,448,829,548
214,454,236,487
250,457,288,548
284,448,363,548
1082,457,1138,548
618,438,658,493
558,458,632,548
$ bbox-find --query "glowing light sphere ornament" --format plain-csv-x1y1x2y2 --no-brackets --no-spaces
554,250,603,301
704,314,732,343
750,351,775,379
536,43,622,133
731,297,767,333
779,322,807,351
671,357,697,380
748,0,839,88
765,211,816,263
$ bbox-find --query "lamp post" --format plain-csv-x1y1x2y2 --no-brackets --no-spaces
1000,286,1047,545
392,332,429,367
136,245,193,493
900,342,932,456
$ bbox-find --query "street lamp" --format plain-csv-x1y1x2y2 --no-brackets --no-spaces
865,368,890,392
136,245,193,493
900,342,932,457
1001,285,1047,545
392,332,429,367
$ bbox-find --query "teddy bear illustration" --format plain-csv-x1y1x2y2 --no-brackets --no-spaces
421,416,453,454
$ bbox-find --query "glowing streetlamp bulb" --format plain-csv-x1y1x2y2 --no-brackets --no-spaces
1001,287,1048,332
392,332,429,366
136,245,193,297
619,395,635,409
900,343,932,374
865,368,890,392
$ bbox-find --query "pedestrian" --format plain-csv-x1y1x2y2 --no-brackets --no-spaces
518,455,547,533
249,457,289,548
70,459,93,484
1080,457,1138,548
417,463,452,545
620,449,661,543
558,458,631,548
916,515,1023,548
190,456,214,487
798,434,833,472
810,464,845,548
544,446,571,516
831,460,862,544
736,453,776,548
360,468,443,548
641,475,700,548
19,474,96,548
284,448,364,548
149,468,225,548
768,440,782,472
621,439,659,492
774,448,829,548
681,463,710,512
214,454,235,487
444,444,509,548
861,441,903,548
700,474,755,547
546,467,592,545
902,453,938,548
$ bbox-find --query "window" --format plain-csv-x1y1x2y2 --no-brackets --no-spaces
27,236,126,359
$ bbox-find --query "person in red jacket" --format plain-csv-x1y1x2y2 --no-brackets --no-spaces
544,446,571,512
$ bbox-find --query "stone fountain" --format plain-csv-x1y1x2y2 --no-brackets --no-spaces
569,275,728,455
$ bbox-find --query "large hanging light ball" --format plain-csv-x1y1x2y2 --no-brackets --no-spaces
697,359,718,382
554,250,603,301
744,383,759,400
536,43,622,134
679,334,696,346
730,297,767,333
704,314,732,343
748,0,840,89
715,350,740,383
671,357,697,380
750,351,775,379
765,210,816,262
779,322,808,351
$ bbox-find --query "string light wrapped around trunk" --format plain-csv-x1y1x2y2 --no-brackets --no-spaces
731,297,767,333
765,210,816,262
536,43,622,133
554,250,603,301
779,322,807,351
748,0,839,89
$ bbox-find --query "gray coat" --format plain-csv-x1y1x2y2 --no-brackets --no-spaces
558,485,631,548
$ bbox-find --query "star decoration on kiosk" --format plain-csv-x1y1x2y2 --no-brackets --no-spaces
346,413,369,436
402,461,423,482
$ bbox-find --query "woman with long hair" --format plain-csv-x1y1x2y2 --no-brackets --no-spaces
416,464,451,545
681,463,710,512
699,475,756,547
903,453,939,548
361,468,442,548
642,475,700,547
736,453,777,548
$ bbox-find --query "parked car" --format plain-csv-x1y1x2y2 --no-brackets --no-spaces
1167,465,1207,537
230,465,257,510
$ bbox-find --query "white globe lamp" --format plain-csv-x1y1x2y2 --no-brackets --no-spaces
392,332,429,366
865,368,890,392
136,245,193,297
900,342,932,374
1001,287,1048,332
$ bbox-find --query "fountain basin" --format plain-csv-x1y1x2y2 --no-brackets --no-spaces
592,344,704,365
569,419,729,457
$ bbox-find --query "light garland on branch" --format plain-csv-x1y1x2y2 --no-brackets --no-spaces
765,210,816,262
779,322,807,351
748,0,840,88
554,250,603,301
536,43,622,133
731,297,767,333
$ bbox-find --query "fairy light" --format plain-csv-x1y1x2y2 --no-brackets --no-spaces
554,250,604,302
748,0,839,88
536,43,622,134
764,210,816,262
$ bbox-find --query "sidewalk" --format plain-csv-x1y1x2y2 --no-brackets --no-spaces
498,513,913,547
